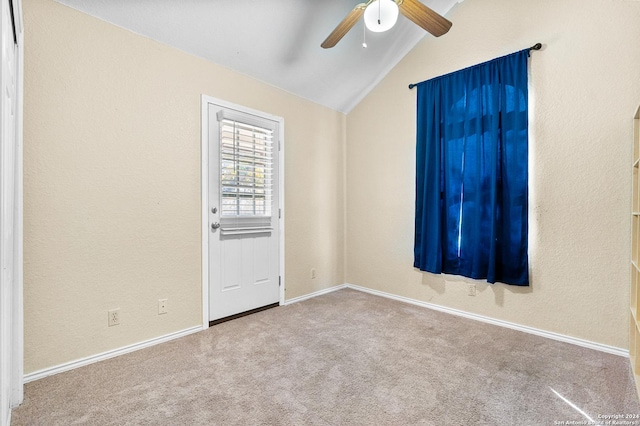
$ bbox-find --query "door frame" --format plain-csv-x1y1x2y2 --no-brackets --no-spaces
11,0,23,407
200,95,285,328
0,0,23,419
1,0,24,416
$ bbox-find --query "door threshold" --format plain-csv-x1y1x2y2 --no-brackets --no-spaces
209,302,280,327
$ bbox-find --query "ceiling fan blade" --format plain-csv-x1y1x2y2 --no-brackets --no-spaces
321,3,367,49
397,0,452,37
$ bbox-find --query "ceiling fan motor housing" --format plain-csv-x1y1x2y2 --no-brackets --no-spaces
364,0,399,33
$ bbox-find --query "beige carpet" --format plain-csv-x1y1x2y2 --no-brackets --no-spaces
11,288,640,425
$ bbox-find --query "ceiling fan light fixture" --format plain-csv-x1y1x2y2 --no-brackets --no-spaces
363,0,399,33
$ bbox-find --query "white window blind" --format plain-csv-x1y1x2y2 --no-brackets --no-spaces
217,110,274,231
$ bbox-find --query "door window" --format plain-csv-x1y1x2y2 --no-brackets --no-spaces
216,109,276,232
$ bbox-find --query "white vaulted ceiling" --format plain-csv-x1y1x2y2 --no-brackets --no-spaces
55,0,462,113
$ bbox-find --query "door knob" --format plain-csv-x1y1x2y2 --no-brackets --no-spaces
211,222,221,231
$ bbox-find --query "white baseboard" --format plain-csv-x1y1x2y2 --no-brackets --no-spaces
284,284,347,305
344,283,628,357
24,325,203,383
22,282,627,385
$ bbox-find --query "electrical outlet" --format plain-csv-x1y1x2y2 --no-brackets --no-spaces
158,299,168,315
311,268,317,279
468,284,477,296
108,309,120,326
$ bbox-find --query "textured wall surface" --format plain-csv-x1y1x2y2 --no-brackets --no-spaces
24,0,345,373
24,0,640,375
346,0,640,349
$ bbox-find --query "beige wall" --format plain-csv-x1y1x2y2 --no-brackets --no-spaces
24,0,640,374
24,0,345,373
346,0,640,349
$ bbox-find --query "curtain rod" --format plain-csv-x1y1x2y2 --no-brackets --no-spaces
407,43,542,90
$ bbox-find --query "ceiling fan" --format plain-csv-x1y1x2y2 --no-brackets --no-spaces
321,0,452,49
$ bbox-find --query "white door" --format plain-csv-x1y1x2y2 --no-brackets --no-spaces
208,103,280,321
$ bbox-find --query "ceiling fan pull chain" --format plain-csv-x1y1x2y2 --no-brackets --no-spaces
378,0,381,25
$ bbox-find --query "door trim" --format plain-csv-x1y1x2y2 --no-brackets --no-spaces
1,0,24,414
200,95,285,329
11,0,23,408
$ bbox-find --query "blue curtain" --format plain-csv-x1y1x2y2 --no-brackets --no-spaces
414,49,529,286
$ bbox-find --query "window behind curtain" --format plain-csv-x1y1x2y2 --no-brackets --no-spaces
414,49,529,286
